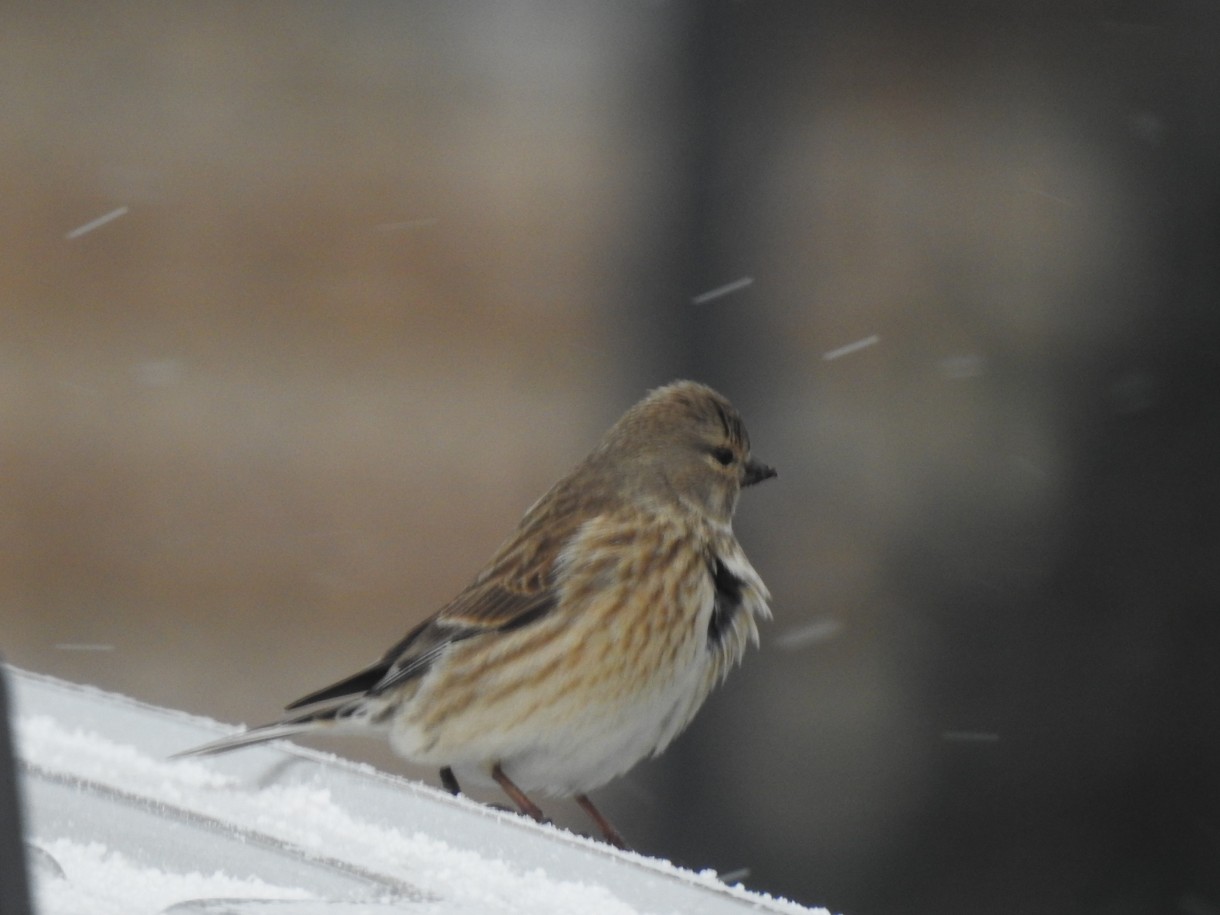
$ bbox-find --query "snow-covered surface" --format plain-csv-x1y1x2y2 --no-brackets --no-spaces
8,666,828,915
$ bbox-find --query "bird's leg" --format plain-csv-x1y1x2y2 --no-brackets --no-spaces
490,763,548,822
439,766,461,796
575,793,630,850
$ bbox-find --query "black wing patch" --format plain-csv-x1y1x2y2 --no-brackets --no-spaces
492,596,555,633
284,663,391,710
707,555,744,647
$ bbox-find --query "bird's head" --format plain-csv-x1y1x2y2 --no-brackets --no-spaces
594,380,776,524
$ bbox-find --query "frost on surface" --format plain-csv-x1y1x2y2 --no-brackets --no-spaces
10,667,827,915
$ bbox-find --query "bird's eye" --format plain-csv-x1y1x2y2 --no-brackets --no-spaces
712,447,734,466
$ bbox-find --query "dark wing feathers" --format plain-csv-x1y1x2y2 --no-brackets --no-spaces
367,584,557,696
283,662,391,710
281,475,601,713
283,551,566,713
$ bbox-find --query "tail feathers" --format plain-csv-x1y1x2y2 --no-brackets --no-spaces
171,719,324,759
169,707,346,761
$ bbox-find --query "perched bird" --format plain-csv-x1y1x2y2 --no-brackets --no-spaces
176,380,776,849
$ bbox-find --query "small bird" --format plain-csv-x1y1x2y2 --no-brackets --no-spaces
176,380,776,849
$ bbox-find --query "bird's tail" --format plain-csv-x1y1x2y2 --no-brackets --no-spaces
171,720,321,759
171,702,354,759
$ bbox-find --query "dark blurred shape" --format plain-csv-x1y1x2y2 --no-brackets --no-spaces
0,664,33,915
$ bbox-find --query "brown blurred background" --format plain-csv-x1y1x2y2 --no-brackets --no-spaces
4,4,1220,913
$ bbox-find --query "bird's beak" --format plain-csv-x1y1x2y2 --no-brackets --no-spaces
742,459,777,487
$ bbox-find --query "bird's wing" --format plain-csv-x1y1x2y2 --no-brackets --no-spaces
373,580,558,696
285,478,598,711
177,592,541,756
283,580,557,710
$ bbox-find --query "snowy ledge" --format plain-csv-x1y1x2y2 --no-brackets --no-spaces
7,666,829,915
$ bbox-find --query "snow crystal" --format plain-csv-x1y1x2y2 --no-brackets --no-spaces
821,335,879,361
64,206,129,239
692,277,754,304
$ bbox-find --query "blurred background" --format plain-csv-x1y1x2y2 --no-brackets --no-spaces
4,3,1220,913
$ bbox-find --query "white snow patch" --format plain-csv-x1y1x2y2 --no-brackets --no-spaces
10,667,828,915
32,838,313,915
